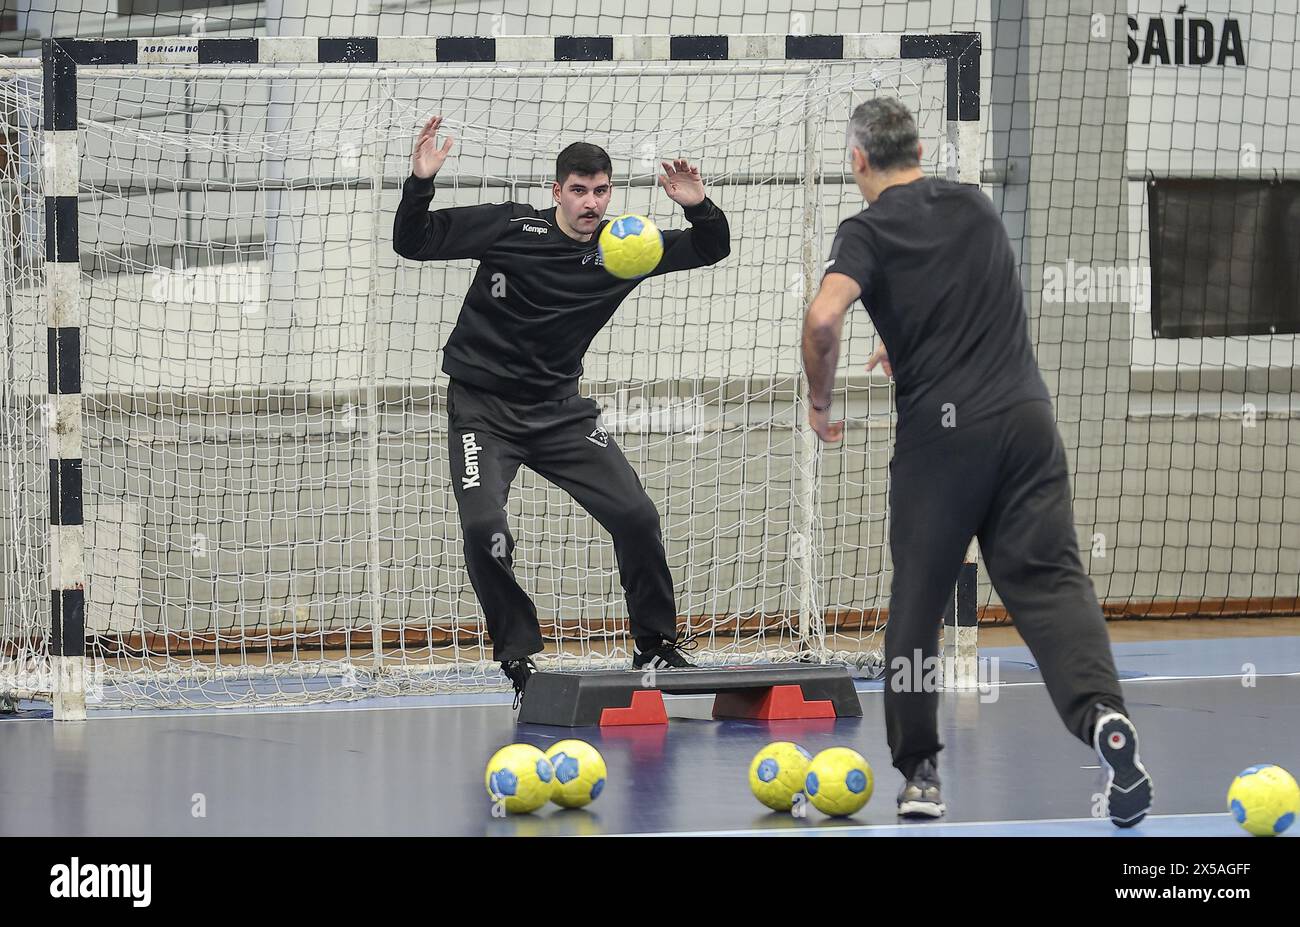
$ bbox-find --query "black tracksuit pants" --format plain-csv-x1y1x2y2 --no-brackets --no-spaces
885,399,1128,776
446,378,678,661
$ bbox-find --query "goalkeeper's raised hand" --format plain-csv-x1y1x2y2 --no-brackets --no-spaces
411,115,454,179
658,158,706,208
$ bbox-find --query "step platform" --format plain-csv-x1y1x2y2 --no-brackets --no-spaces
516,664,862,727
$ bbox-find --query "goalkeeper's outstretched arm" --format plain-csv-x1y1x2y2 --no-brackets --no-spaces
393,114,516,262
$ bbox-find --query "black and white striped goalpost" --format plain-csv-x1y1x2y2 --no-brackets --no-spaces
43,39,87,721
35,32,981,716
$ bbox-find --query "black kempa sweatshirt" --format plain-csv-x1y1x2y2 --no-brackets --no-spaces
393,173,731,399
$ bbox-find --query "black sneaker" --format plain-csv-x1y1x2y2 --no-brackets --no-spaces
501,657,537,709
897,758,946,818
1094,710,1153,828
631,632,698,670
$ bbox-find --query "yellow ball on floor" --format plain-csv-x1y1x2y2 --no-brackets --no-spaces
545,740,608,809
1227,764,1299,836
805,747,874,817
749,741,813,812
485,744,554,814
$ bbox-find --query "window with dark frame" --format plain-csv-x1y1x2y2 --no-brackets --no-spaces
1148,177,1300,338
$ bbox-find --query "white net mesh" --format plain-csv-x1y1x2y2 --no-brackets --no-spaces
2,54,959,707
0,71,47,710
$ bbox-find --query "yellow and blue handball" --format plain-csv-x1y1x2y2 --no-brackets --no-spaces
598,214,664,279
749,741,814,812
805,747,874,817
1227,764,1299,836
545,739,608,809
485,744,555,814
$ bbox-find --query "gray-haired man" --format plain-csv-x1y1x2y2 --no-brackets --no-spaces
800,98,1152,826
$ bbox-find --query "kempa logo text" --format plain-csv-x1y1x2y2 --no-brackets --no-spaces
50,858,152,907
461,432,483,489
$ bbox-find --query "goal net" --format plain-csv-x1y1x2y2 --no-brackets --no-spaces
1,39,974,709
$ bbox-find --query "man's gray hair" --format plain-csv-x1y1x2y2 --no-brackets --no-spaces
847,98,920,172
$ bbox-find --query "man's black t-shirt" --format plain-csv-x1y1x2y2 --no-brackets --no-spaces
393,174,730,400
824,177,1050,451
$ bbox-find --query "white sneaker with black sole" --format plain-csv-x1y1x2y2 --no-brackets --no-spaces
1093,710,1153,828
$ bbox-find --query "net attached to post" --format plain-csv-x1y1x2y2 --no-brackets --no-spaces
2,53,956,708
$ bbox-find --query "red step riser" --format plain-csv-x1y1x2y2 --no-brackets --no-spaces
599,689,668,726
712,684,837,720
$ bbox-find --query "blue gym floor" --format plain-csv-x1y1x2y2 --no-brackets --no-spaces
2,636,1296,836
